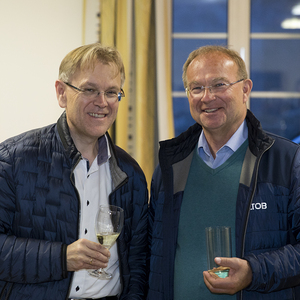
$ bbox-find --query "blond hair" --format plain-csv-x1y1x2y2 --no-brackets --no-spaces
182,45,248,88
58,43,125,87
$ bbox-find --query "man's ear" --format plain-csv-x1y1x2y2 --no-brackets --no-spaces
242,79,253,104
55,80,67,108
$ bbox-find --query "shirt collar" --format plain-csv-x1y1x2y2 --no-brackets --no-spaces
198,120,248,155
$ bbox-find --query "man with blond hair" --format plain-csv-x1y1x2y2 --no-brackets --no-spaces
0,43,148,300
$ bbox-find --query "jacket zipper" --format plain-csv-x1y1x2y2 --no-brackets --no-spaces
65,156,82,300
239,141,274,300
109,176,129,298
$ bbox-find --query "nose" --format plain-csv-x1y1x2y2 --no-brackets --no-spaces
201,86,215,101
94,92,108,107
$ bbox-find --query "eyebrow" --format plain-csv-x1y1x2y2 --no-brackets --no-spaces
76,81,97,88
211,77,229,83
80,81,120,90
189,77,229,86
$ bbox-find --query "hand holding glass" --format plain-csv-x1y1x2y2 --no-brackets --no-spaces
205,226,232,278
89,205,124,279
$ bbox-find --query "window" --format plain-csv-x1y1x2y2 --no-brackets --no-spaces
172,0,300,141
172,0,228,136
250,0,300,141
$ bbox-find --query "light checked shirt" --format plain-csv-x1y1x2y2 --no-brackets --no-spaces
69,135,121,299
198,120,248,169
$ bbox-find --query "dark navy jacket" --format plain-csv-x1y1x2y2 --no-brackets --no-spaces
148,110,300,300
0,112,148,300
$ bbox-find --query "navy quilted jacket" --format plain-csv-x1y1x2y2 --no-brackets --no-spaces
0,112,148,300
148,110,300,300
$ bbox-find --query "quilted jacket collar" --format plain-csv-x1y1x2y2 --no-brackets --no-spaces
56,111,127,189
56,111,79,162
159,109,274,170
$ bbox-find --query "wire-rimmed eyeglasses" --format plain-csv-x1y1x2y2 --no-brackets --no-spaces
64,82,125,102
186,78,245,98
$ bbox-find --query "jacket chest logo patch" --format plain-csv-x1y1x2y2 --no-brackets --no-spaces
250,202,267,210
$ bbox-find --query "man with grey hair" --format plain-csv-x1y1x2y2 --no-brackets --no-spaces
148,45,300,300
0,43,148,300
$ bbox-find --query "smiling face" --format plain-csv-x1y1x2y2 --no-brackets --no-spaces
186,52,252,142
56,61,121,148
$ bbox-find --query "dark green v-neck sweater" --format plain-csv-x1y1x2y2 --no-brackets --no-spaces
174,140,248,299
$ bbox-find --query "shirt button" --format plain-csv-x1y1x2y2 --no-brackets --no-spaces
76,286,80,292
87,200,90,206
85,228,88,234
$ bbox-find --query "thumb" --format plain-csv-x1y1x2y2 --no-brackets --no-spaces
215,257,232,267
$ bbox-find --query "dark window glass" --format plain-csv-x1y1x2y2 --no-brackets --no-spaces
251,97,300,140
251,1,300,142
250,39,300,92
173,39,227,91
173,97,195,136
172,39,227,136
172,0,227,136
251,0,300,33
173,0,227,32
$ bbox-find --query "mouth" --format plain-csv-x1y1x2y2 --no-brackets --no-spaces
203,108,219,113
88,112,106,118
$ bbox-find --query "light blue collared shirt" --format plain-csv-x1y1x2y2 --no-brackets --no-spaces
198,120,248,169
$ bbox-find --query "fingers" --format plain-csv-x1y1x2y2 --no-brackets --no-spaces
207,270,220,279
215,257,222,265
86,239,110,255
203,257,253,295
214,257,231,267
203,271,236,294
85,256,105,270
66,239,111,272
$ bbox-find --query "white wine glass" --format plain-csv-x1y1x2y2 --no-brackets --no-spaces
88,205,124,279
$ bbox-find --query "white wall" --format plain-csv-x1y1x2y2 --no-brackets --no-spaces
0,0,99,142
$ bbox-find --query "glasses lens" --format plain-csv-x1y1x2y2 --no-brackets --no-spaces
211,85,226,94
105,91,118,100
190,87,204,97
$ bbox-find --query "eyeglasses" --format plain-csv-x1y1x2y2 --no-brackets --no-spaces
186,78,245,98
64,82,125,102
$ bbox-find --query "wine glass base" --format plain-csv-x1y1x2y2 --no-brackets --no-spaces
214,270,229,278
88,269,112,280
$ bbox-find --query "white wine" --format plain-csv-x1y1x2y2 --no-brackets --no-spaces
97,233,120,249
89,205,124,280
